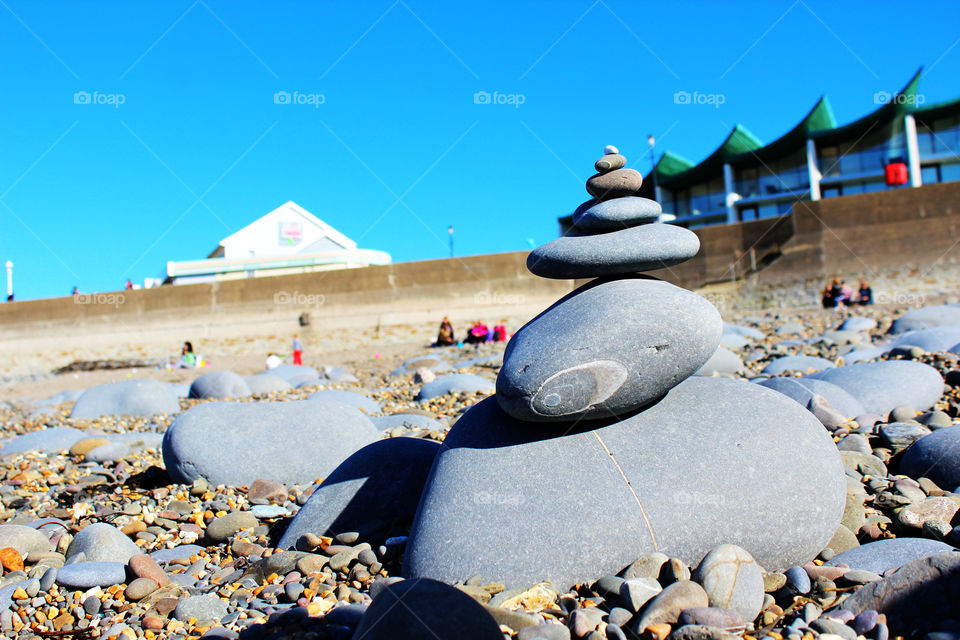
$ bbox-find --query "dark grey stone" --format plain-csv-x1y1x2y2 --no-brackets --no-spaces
497,278,721,421
70,379,180,419
243,373,292,394
309,389,381,413
827,538,957,575
406,377,844,589
805,361,944,417
758,371,866,418
268,364,320,386
85,432,164,463
723,323,764,340
900,425,960,492
188,371,251,399
784,565,811,594
719,333,749,349
55,562,127,589
65,523,140,563
585,168,643,201
840,317,877,332
0,525,52,556
694,347,743,377
351,577,502,639
572,197,661,231
878,422,931,449
843,347,889,364
527,224,700,279
891,327,960,353
391,355,452,377
889,305,960,334
0,427,87,455
693,544,764,621
161,400,378,486
371,414,446,432
174,595,229,622
150,544,205,563
761,356,835,376
594,153,627,172
278,438,441,548
417,374,494,401
840,553,960,636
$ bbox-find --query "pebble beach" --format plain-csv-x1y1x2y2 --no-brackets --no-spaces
2,151,960,640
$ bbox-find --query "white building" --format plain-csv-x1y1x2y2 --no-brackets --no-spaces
165,201,391,284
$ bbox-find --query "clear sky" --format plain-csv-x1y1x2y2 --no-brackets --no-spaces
2,1,958,300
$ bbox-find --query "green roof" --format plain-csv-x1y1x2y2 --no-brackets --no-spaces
654,150,695,178
728,96,836,167
658,124,762,188
811,68,922,146
653,68,932,190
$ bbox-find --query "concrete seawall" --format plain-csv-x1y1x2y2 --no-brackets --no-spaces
3,180,959,371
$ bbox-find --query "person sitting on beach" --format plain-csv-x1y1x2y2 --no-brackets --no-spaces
464,321,489,345
856,280,873,306
435,317,455,346
493,323,507,342
178,341,197,368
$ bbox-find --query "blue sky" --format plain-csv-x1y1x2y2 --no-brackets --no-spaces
2,1,959,300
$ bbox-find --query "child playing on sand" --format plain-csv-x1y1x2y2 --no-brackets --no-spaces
292,334,304,365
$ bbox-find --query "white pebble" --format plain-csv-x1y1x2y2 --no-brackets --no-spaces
604,145,619,155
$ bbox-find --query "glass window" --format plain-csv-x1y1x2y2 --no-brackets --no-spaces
941,162,960,183
819,146,840,177
822,186,841,198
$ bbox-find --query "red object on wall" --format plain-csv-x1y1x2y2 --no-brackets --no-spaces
885,162,909,186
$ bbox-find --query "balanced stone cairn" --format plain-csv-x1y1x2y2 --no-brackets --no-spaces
405,146,847,590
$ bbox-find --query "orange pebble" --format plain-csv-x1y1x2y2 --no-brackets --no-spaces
0,548,24,572
645,623,671,640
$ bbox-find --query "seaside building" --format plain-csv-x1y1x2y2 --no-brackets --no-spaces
165,201,391,285
561,69,960,231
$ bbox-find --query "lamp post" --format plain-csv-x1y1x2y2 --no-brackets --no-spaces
4,261,12,301
648,134,657,203
448,226,454,258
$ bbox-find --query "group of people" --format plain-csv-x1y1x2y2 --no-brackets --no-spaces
435,317,508,347
171,334,305,370
821,277,872,309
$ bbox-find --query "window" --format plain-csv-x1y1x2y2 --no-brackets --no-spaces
818,127,906,177
822,186,841,198
941,162,960,183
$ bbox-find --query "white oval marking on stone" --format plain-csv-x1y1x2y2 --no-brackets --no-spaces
531,360,629,416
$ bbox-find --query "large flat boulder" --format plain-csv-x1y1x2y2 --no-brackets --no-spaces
162,400,378,486
406,377,845,589
70,380,180,419
278,437,440,547
805,361,943,417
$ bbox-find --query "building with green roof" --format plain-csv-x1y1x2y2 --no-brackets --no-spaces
592,69,960,230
